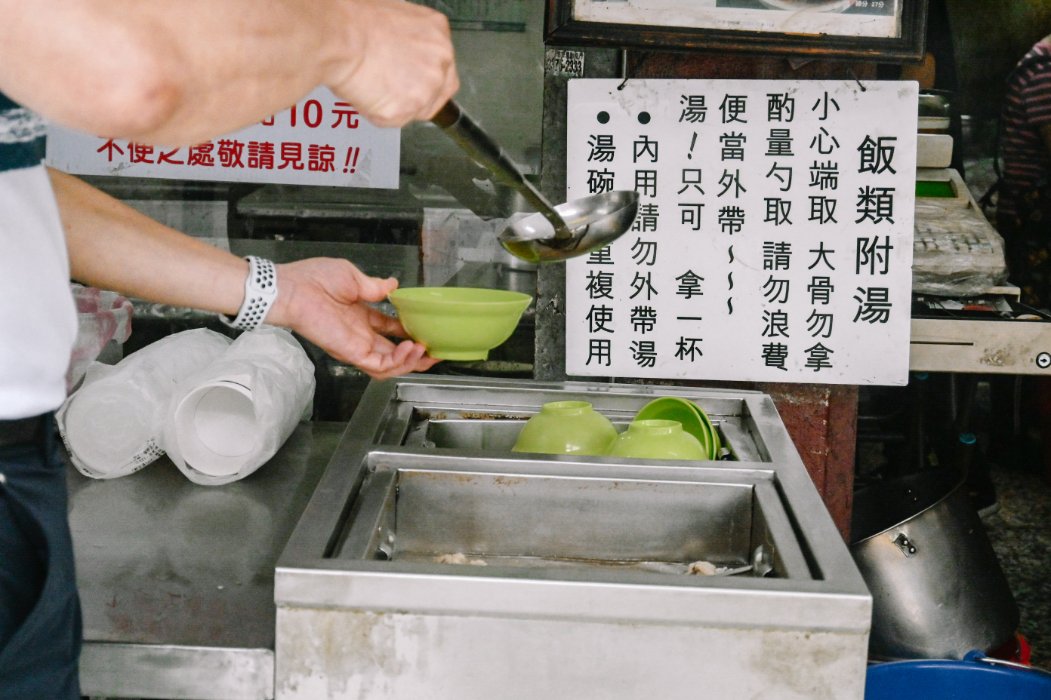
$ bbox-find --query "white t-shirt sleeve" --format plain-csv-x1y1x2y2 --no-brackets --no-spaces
0,163,77,418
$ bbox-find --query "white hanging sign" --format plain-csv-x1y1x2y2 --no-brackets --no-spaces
565,79,917,386
45,87,400,189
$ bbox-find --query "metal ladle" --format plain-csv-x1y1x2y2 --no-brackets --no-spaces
432,101,639,264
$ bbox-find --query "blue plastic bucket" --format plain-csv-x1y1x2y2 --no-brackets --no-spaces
865,653,1051,699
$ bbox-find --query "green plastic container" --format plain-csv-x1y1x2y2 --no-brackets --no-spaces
606,419,708,461
512,400,618,456
389,287,532,361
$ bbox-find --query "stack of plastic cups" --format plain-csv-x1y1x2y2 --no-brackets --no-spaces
58,329,233,478
163,327,315,486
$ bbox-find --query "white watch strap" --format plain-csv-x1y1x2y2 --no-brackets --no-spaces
220,256,277,331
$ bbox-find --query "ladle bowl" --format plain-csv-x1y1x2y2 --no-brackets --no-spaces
432,100,639,263
498,190,639,264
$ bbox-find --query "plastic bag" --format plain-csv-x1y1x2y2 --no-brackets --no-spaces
912,202,1010,296
67,284,133,391
57,328,232,479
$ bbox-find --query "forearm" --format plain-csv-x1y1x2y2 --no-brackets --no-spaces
49,169,247,316
2,0,454,145
1,0,352,145
49,170,437,378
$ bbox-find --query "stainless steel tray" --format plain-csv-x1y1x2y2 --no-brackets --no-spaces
336,455,810,581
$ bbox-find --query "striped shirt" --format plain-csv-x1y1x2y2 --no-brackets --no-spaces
999,40,1051,222
0,94,47,169
0,92,77,418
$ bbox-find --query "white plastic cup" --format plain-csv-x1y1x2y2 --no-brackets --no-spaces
60,381,162,477
173,377,259,478
164,328,315,486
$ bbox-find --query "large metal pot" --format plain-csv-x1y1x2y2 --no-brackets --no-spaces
849,468,1019,660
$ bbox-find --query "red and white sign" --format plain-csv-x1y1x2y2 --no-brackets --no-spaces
45,87,400,189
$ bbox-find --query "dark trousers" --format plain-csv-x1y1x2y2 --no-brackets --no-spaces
0,416,81,699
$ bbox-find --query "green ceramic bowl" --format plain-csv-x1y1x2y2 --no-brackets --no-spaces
389,287,532,361
605,419,708,461
512,400,618,455
634,397,716,459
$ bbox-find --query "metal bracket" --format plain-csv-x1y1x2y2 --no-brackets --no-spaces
892,532,918,557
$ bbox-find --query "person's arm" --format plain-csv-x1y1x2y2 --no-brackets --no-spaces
0,0,457,145
50,169,438,380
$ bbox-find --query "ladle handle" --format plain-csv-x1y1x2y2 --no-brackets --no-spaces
432,100,572,238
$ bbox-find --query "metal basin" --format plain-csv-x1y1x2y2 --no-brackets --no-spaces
412,416,529,450
407,415,731,457
379,379,762,461
337,460,808,580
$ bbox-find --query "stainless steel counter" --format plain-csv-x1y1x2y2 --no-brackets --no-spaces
68,422,344,700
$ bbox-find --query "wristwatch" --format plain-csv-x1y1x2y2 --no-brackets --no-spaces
220,255,277,331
